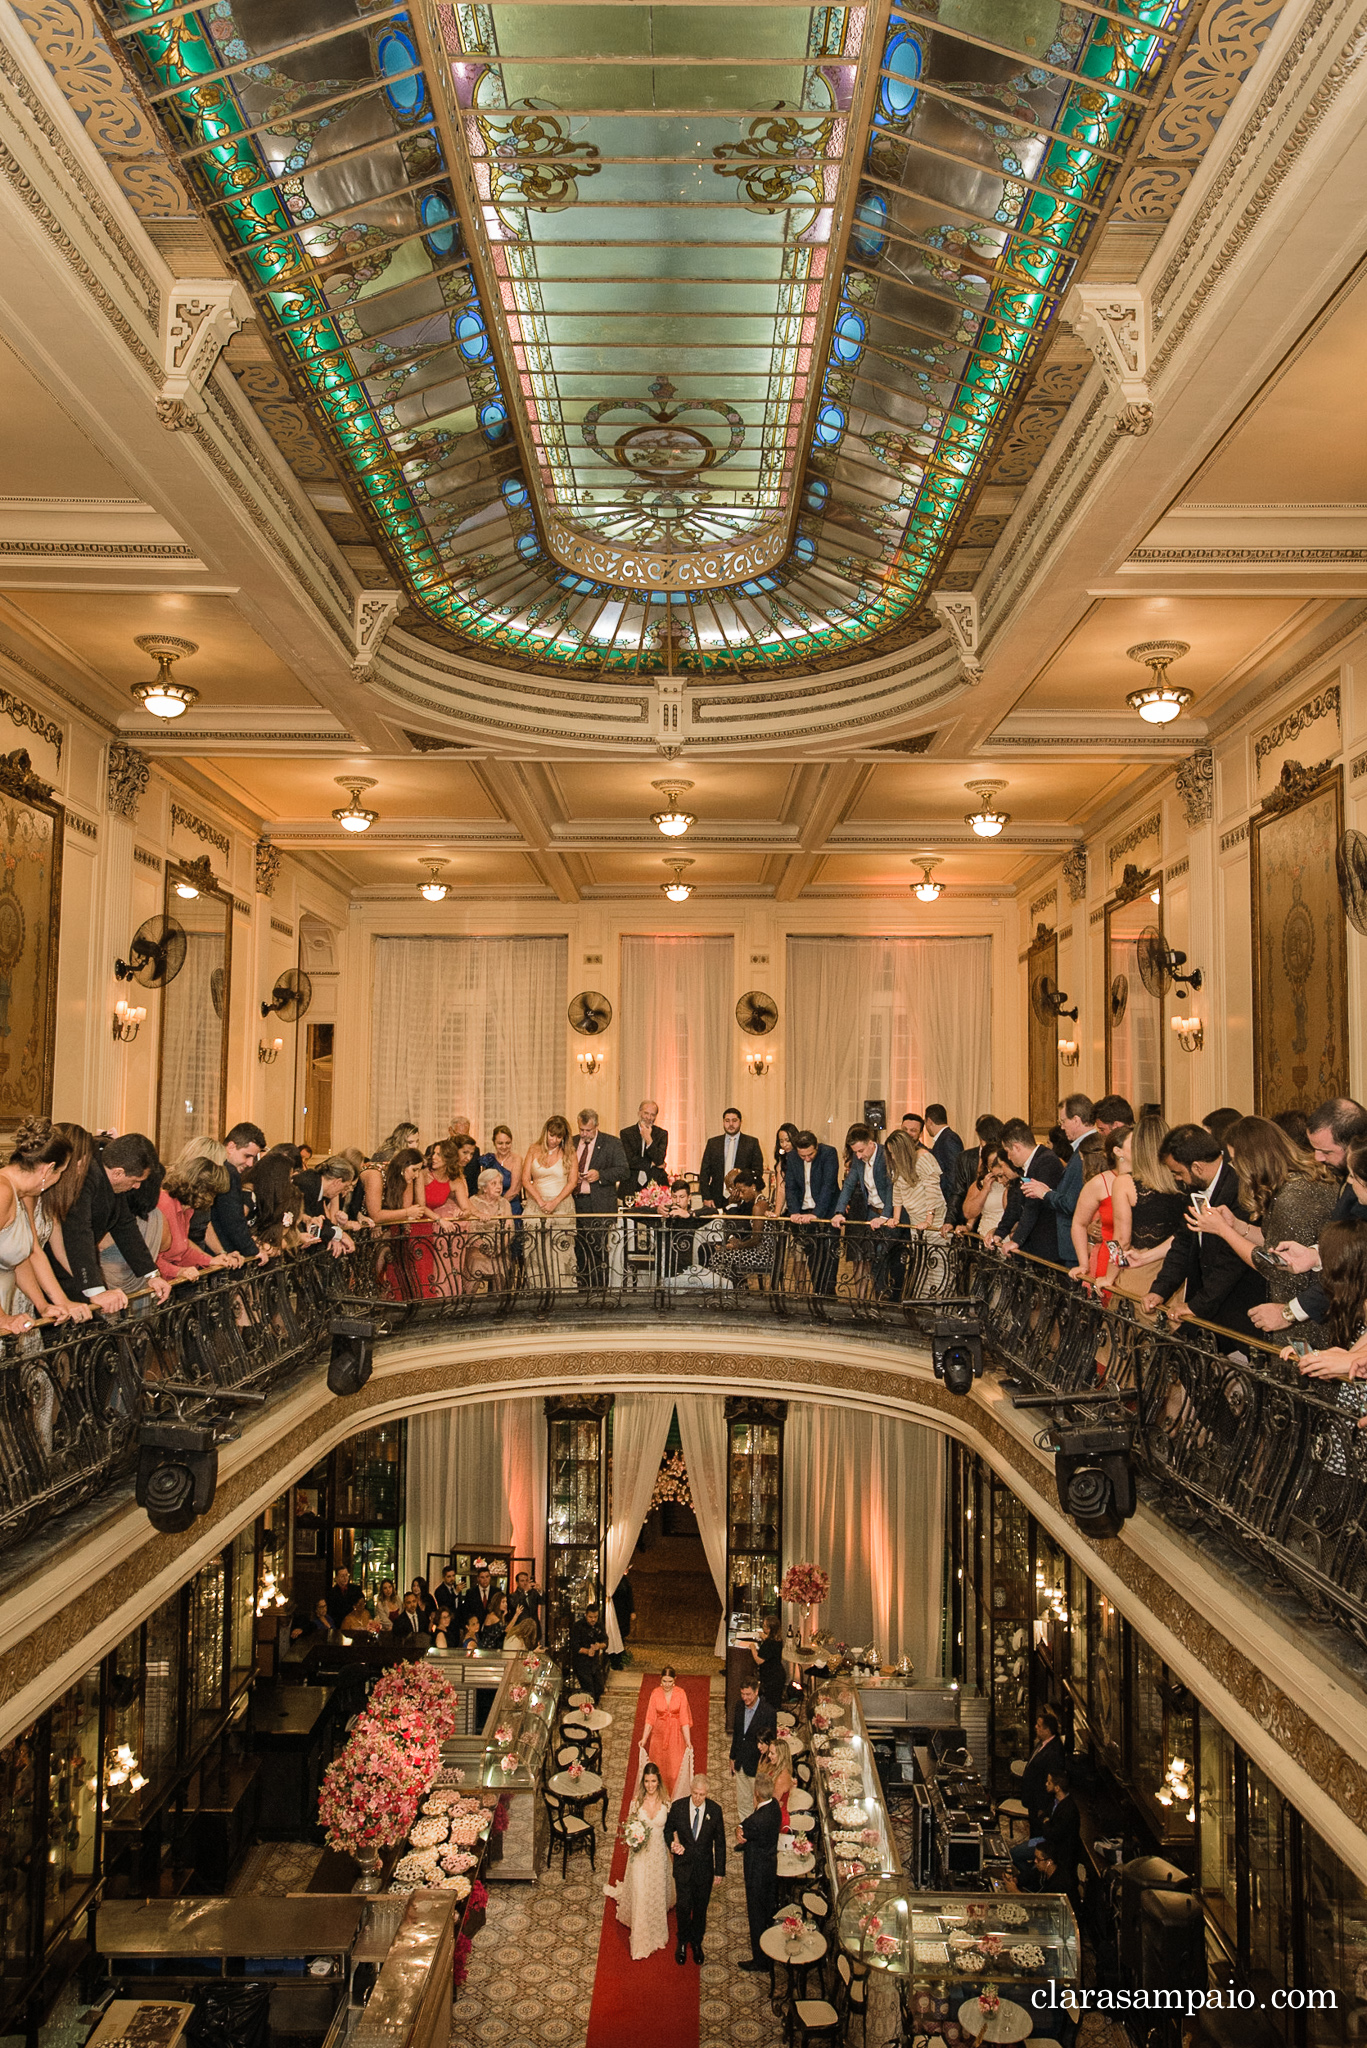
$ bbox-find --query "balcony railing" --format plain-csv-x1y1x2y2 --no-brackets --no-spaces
3,1219,1364,1661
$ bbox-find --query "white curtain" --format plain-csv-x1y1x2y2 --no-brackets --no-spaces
618,935,733,1178
783,1403,945,1673
604,1393,675,1653
405,1399,547,1585
785,936,992,1143
370,936,567,1154
675,1394,730,1657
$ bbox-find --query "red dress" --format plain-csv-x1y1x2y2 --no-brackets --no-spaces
409,1178,450,1297
1090,1177,1116,1288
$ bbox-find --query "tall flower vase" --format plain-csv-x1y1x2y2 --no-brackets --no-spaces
351,1845,384,1894
802,1603,815,1646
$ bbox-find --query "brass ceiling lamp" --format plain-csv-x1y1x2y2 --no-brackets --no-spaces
131,635,200,719
332,776,379,832
1126,640,1192,724
651,780,696,836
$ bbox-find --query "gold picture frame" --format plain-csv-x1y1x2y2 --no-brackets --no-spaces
0,749,64,1128
1250,761,1348,1115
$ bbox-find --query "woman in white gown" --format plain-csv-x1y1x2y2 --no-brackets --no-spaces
522,1114,577,1288
607,1761,675,1961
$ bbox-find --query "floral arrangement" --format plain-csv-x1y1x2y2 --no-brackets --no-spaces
523,1657,539,1672
858,1913,882,1936
453,1932,473,1991
859,1828,881,1845
469,1880,488,1913
780,1913,804,1938
511,1685,527,1703
622,1816,648,1855
979,1932,1004,1957
493,1724,514,1746
874,1934,899,1959
500,1752,519,1772
649,1449,693,1511
779,1562,830,1606
631,1181,676,1212
493,1796,511,1834
368,1661,460,1742
565,1761,584,1780
317,1728,419,1856
979,1987,1001,2016
790,1835,814,1857
812,1710,831,1731
838,1859,866,1878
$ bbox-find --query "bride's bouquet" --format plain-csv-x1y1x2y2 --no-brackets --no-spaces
620,1815,648,1856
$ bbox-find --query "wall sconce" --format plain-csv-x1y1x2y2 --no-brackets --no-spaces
113,999,146,1043
576,1048,606,1079
258,1037,283,1065
1171,1015,1204,1052
1057,1038,1079,1067
745,1050,774,1079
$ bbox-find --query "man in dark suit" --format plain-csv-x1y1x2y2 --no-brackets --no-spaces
508,1571,543,1644
729,1680,777,1819
572,1109,628,1286
833,1123,896,1291
1142,1124,1266,1344
784,1130,840,1293
48,1131,172,1310
620,1099,669,1193
1020,1708,1067,1837
458,1567,496,1631
923,1104,964,1211
665,1774,726,1964
325,1567,359,1627
1040,1767,1082,1871
1017,1093,1097,1265
997,1119,1068,1265
1250,1095,1367,1336
389,1591,429,1642
189,1121,266,1262
736,1771,782,1971
699,1109,765,1211
568,1602,609,1702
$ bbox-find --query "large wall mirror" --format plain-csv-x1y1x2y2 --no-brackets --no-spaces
1105,877,1165,1113
158,857,232,1158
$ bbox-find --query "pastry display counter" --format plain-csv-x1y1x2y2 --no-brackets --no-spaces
806,1681,900,1891
427,1646,562,1881
832,1882,1080,2033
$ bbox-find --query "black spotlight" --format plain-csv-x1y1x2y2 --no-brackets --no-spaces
328,1316,376,1397
1053,1422,1137,1538
135,1418,219,1533
932,1315,983,1396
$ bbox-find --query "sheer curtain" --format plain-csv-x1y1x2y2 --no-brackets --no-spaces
618,936,733,1177
783,1404,945,1671
405,1399,547,1584
604,1394,675,1653
676,1394,729,1656
786,936,992,1141
371,936,567,1153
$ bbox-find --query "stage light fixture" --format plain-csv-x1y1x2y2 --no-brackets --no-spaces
328,1316,376,1397
1052,1421,1137,1538
932,1315,983,1396
135,1417,219,1533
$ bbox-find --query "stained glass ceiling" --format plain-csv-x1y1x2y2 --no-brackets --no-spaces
115,0,1188,678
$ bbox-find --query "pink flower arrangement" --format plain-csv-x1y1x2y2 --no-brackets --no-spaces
979,1932,1004,1957
631,1181,676,1211
511,1685,527,1703
858,1913,882,1936
501,1752,519,1772
780,1914,803,1937
317,1730,419,1855
790,1836,813,1857
565,1761,583,1780
874,1934,899,1959
523,1656,539,1672
779,1562,830,1606
369,1661,460,1742
979,1988,1001,2015
493,1724,514,1746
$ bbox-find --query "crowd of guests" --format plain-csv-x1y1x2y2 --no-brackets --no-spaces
289,1560,544,1654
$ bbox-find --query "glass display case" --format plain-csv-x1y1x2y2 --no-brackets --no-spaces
808,1680,899,1893
544,1396,610,1654
835,1882,1080,2019
724,1396,785,1630
422,1647,563,1882
288,1427,408,1621
187,1554,226,1749
43,1668,101,1946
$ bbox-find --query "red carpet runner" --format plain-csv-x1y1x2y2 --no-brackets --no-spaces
584,1672,712,2048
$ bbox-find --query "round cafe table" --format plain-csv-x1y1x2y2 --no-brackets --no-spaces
547,1768,602,1798
777,1847,818,1879
577,1707,613,1730
956,1994,1034,2043
760,1922,827,2004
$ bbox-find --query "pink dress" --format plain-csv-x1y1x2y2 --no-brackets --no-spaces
644,1685,694,1800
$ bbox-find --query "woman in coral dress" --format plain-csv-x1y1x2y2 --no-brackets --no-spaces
640,1667,693,1801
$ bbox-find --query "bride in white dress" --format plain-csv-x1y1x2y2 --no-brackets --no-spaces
606,1761,675,1961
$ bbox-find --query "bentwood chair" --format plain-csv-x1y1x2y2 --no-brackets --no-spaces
835,1953,868,2046
543,1788,596,1877
782,1972,844,2048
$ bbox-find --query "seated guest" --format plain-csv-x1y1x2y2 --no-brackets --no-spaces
431,1603,458,1647
479,1125,523,1214
47,1127,171,1311
409,1574,437,1625
699,1109,765,1211
658,1181,705,1278
390,1590,429,1642
568,1601,609,1702
341,1591,378,1635
189,1121,267,1264
325,1567,360,1627
291,1598,332,1643
373,1580,401,1630
1032,1842,1082,1921
1041,1766,1081,1870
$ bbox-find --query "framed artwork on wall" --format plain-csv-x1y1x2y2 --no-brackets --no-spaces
0,749,64,1128
1250,760,1349,1115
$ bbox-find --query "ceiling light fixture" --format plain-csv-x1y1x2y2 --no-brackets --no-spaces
912,857,943,902
1126,639,1192,725
418,858,449,902
131,635,200,719
661,857,694,902
650,779,696,837
964,780,1010,838
332,776,378,833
